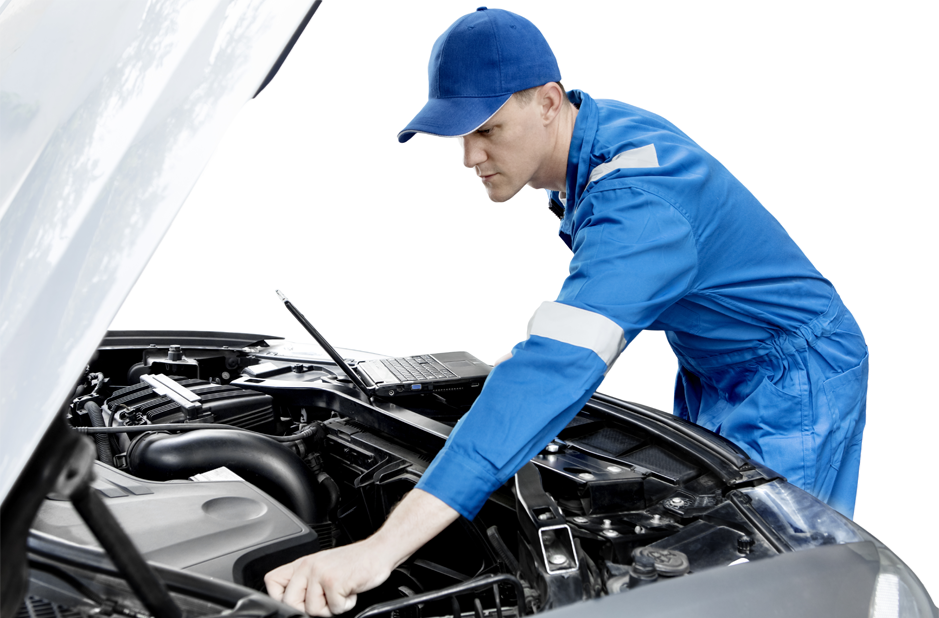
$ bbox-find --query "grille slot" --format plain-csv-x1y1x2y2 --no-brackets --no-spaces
17,597,81,618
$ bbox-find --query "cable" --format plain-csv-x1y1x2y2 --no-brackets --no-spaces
75,423,319,443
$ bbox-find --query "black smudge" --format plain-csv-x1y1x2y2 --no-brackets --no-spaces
663,0,939,264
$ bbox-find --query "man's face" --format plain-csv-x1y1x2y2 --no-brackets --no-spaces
461,95,551,203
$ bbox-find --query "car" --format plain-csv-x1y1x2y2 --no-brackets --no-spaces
2,2,936,618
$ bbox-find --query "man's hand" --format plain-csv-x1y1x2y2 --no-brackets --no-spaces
264,538,391,616
265,489,459,616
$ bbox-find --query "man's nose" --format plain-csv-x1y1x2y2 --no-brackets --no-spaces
462,135,486,169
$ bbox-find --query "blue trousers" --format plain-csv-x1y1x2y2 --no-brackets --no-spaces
673,298,868,518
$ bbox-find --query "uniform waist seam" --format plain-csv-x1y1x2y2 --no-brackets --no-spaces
674,291,846,371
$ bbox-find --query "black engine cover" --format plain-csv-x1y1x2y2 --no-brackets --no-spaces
106,376,275,431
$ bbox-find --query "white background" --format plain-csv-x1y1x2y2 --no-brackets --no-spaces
112,0,938,597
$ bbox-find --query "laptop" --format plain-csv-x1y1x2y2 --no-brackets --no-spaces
274,290,490,399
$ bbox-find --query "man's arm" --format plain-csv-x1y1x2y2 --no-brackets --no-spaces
264,489,459,617
414,187,699,521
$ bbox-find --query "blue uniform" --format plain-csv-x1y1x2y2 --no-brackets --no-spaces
417,90,868,519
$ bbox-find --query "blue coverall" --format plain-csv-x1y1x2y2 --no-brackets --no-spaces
417,90,869,519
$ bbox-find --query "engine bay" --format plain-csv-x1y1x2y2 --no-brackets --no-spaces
42,331,805,617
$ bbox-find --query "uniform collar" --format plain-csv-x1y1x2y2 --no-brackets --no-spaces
558,90,598,238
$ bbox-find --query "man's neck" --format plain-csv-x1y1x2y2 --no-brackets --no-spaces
544,103,578,193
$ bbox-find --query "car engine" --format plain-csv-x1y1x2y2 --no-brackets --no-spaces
41,332,859,617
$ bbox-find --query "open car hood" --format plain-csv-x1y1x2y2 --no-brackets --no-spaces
0,0,318,505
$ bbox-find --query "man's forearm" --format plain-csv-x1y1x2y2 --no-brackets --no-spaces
369,488,461,568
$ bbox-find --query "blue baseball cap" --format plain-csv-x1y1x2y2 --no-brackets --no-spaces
397,7,561,143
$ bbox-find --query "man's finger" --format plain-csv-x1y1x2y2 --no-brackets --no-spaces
263,563,293,601
305,581,332,618
324,587,356,616
281,564,311,613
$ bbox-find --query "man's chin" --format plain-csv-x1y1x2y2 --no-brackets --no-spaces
484,184,524,203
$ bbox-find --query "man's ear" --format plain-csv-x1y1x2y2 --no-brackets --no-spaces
539,82,564,125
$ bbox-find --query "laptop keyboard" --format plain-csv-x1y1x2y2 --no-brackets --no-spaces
382,355,457,382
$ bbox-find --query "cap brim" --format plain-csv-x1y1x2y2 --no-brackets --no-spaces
397,94,512,143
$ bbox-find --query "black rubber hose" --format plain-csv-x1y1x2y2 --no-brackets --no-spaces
126,429,324,523
486,526,521,575
316,471,341,517
83,401,114,466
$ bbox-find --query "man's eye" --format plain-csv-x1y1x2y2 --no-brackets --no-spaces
477,128,491,135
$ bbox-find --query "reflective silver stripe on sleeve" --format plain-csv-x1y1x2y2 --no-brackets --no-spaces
527,301,626,368
588,144,659,184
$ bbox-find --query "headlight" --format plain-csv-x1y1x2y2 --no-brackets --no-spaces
740,481,864,550
869,543,936,618
740,482,937,617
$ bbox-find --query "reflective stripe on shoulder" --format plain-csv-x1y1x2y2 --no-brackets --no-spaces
527,301,626,368
588,144,659,185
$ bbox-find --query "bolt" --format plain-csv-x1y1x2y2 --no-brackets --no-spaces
737,535,754,555
221,371,230,380
548,554,567,566
635,525,646,534
578,472,596,481
601,529,620,538
668,497,684,506
606,466,622,473
602,519,612,527
538,512,553,521
631,554,657,577
651,514,661,523
545,443,559,453
572,516,588,524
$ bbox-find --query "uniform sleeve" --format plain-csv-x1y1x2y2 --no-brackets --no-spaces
416,186,698,519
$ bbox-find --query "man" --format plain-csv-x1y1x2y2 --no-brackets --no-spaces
266,7,868,615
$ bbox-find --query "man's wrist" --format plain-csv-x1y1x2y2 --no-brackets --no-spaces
365,526,412,572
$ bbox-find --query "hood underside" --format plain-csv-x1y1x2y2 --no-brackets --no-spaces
0,0,318,504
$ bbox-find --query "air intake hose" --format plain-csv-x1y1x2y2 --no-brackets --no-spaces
126,429,324,523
